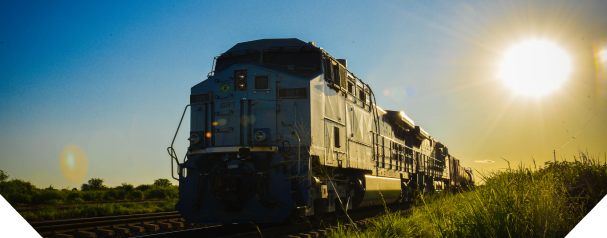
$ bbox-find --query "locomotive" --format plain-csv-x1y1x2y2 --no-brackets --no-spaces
169,38,475,224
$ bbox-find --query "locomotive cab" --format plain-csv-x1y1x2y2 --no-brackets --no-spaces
170,38,474,224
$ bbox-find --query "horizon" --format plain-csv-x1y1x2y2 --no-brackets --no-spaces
1,0,606,188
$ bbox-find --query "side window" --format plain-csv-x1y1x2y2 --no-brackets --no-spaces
348,81,354,95
254,75,269,90
323,56,333,82
338,64,347,88
358,87,365,102
334,126,340,148
332,60,341,87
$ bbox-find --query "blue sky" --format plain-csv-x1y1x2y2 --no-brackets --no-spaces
1,0,606,188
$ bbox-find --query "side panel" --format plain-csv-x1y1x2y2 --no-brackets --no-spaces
324,85,346,167
310,76,326,163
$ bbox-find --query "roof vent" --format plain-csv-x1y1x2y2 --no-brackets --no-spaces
337,59,347,68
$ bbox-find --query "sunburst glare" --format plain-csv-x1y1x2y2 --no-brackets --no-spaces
498,39,572,97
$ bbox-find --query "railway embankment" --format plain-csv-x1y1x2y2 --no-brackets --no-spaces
328,152,607,238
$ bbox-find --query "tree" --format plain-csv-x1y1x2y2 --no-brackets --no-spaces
118,182,134,192
81,183,90,191
153,178,172,188
81,178,106,191
0,170,9,182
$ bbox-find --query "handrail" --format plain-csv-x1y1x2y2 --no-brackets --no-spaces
167,104,190,181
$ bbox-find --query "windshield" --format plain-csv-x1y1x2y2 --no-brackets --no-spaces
214,47,321,78
263,48,320,71
215,50,260,72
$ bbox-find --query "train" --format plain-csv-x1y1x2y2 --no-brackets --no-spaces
168,38,475,224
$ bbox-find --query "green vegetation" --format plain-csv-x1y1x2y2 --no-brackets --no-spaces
329,153,607,238
0,169,8,182
19,199,178,221
0,171,179,221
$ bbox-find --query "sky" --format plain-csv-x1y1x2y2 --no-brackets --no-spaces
1,0,606,189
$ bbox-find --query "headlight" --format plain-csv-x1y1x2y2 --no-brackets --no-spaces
234,70,247,91
254,131,268,142
188,134,201,144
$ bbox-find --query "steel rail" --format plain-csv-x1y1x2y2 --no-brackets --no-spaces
32,211,183,236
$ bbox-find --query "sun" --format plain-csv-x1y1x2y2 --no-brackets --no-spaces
498,40,571,97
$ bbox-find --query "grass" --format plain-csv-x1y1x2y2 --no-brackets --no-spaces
329,152,607,238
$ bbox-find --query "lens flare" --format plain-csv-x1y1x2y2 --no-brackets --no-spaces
59,144,88,182
383,89,390,96
67,153,75,169
217,118,227,126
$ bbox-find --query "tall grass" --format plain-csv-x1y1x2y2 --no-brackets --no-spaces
330,152,607,238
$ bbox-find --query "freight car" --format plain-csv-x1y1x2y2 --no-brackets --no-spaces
168,38,475,223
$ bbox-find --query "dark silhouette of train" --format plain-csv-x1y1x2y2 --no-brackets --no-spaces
168,38,475,223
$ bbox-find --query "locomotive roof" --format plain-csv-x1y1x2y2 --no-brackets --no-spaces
224,38,316,54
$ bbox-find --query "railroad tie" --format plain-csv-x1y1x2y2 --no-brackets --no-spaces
125,224,145,233
168,221,184,228
91,228,114,236
297,233,312,238
107,225,130,235
139,222,160,232
155,222,173,229
73,230,97,238
50,233,74,238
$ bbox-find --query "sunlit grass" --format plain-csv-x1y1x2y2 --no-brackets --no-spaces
329,152,607,238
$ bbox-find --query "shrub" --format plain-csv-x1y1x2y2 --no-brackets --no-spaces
136,184,153,192
0,179,38,195
145,187,177,200
130,190,144,200
103,189,118,200
82,191,103,201
114,190,127,200
118,183,134,192
8,193,32,204
32,189,64,204
67,192,82,202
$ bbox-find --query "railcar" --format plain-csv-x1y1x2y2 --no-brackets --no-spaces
168,38,474,223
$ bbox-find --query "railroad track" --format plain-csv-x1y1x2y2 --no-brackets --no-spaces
31,211,192,238
139,204,413,238
32,204,413,238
